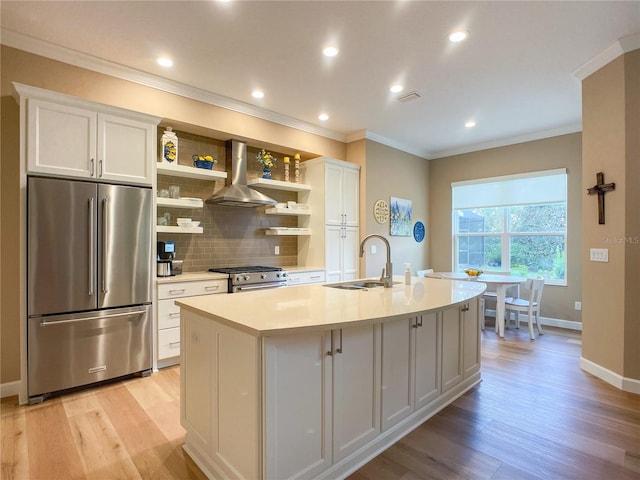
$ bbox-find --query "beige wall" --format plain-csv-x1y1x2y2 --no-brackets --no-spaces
429,133,583,323
359,140,429,277
582,49,640,380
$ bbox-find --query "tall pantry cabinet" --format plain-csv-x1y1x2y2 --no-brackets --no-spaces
300,158,360,282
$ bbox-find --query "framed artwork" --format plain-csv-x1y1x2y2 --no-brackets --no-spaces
390,197,412,236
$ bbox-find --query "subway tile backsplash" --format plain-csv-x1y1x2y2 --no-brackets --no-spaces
157,128,300,271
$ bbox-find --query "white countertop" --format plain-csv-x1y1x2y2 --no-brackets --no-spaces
176,276,486,337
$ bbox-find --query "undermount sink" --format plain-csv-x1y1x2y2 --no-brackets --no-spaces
324,280,399,290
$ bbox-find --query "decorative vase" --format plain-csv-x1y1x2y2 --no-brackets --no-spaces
161,127,178,165
262,167,272,179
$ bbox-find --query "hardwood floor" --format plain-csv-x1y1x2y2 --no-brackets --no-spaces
2,327,639,479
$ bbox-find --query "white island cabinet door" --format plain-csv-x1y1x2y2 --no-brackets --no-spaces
380,318,414,430
414,312,440,409
332,324,381,462
463,299,481,378
441,306,464,393
264,331,332,480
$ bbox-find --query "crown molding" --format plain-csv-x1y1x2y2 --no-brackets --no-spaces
346,130,431,159
430,123,582,159
574,32,640,81
1,29,346,143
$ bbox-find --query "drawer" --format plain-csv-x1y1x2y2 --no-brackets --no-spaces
287,270,325,286
158,298,181,329
158,278,227,299
158,327,181,360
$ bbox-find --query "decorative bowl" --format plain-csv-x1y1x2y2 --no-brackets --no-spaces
177,217,192,227
190,221,201,228
464,268,483,278
194,160,214,170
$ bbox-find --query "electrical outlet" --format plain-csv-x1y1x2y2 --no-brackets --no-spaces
575,301,582,311
590,248,608,262
371,245,377,254
275,246,280,255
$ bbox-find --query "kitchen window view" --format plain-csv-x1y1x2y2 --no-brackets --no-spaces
452,169,568,285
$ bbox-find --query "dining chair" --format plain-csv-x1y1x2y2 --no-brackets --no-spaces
504,276,545,340
479,271,514,330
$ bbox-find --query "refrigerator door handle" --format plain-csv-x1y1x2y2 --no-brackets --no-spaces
88,197,95,296
102,197,109,294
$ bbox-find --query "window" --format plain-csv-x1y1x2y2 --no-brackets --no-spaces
452,169,567,285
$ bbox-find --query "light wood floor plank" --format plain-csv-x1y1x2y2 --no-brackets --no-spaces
1,405,28,480
25,401,85,479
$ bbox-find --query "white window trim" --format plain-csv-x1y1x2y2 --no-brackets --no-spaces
451,170,568,286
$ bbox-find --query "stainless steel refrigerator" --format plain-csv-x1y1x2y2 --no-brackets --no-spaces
27,176,153,403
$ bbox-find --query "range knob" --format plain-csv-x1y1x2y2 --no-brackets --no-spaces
281,272,288,278
244,275,251,281
261,274,267,279
235,275,243,282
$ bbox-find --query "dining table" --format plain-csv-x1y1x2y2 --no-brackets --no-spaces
427,272,527,338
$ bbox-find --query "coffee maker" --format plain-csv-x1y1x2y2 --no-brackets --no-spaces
157,241,182,276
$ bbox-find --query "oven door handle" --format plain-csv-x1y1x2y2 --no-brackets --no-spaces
234,283,287,293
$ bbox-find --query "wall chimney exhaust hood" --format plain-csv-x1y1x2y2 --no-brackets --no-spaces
205,140,277,207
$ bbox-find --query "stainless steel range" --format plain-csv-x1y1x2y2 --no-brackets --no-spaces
208,266,289,293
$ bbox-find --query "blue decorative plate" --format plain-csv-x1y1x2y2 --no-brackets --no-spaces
413,221,425,243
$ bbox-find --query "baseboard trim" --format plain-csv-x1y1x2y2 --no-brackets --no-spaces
580,357,640,395
1,380,22,399
484,310,582,331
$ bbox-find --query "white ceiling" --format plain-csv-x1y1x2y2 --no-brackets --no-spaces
2,1,639,158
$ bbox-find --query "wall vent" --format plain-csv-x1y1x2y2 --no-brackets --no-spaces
396,91,421,103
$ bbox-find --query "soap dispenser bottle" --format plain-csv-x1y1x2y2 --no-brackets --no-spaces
404,263,412,285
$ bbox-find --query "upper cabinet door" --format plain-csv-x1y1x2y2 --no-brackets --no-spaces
27,98,97,179
325,162,344,225
97,114,155,186
324,161,359,226
342,166,359,227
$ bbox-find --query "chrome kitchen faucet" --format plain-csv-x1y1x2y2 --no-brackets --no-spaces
359,234,393,288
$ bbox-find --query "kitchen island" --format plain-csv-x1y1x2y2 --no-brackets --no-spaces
176,276,485,480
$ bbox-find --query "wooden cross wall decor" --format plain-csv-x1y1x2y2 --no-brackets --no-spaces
587,172,615,225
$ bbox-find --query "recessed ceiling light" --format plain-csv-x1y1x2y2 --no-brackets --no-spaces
318,113,329,121
157,57,173,67
390,84,404,93
465,120,476,128
448,30,469,43
251,90,265,99
323,46,339,57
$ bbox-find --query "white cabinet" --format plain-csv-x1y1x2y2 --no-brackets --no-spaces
264,331,332,480
264,323,380,478
325,225,359,283
300,158,360,281
441,306,463,393
156,277,226,366
380,313,439,431
179,294,483,480
325,162,359,227
441,299,480,392
462,299,481,378
14,83,159,185
331,324,381,462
